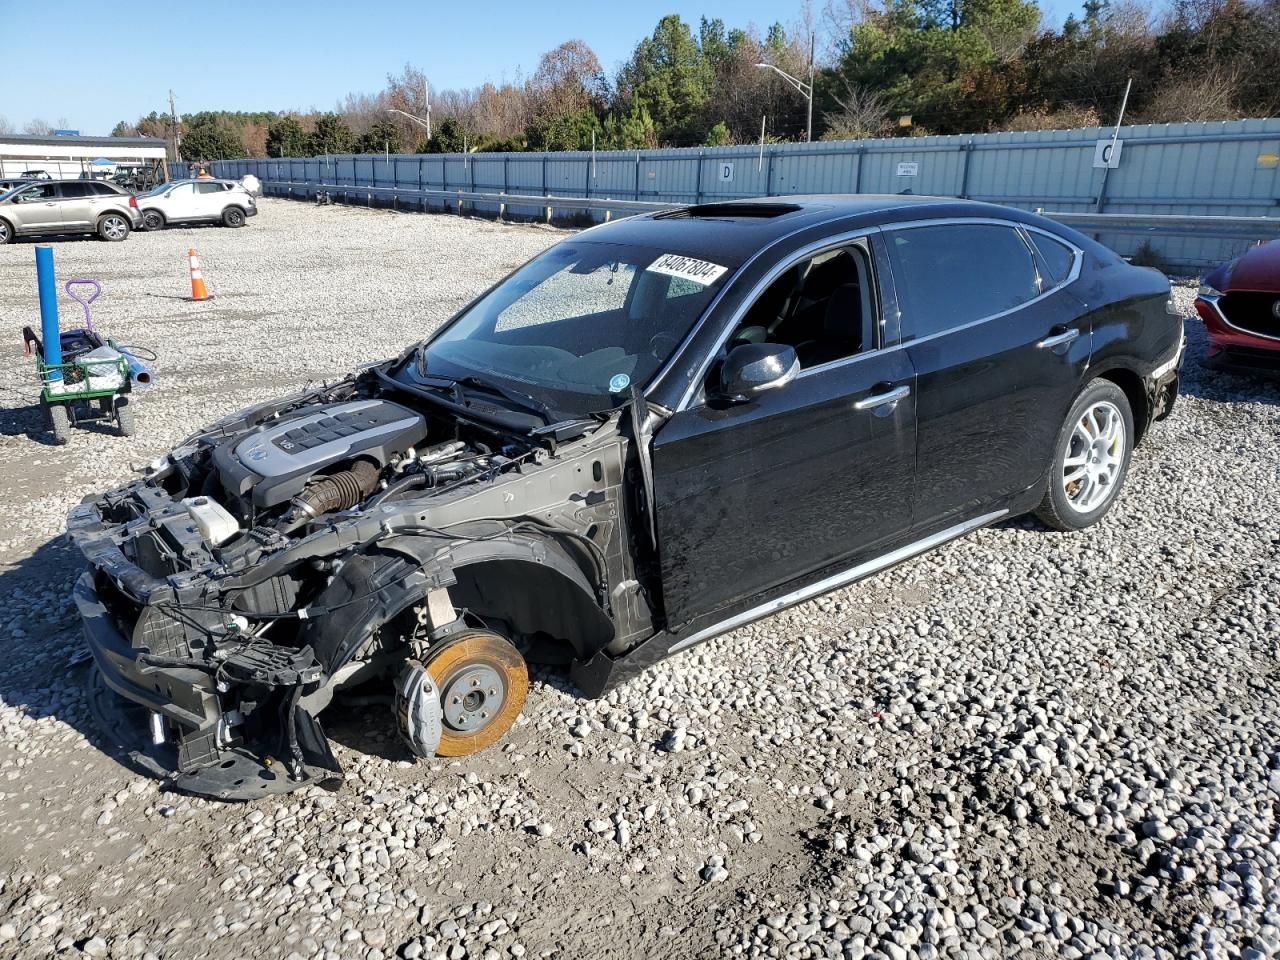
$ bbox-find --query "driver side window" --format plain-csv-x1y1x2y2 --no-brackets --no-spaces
727,243,877,369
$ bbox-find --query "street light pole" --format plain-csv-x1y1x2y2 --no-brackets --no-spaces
389,108,432,136
807,33,815,144
423,79,431,140
756,56,814,144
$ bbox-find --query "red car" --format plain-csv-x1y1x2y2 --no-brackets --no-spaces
1196,240,1280,371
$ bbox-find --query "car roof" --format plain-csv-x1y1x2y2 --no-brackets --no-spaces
581,195,1055,264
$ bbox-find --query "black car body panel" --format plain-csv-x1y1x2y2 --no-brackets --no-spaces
68,196,1183,799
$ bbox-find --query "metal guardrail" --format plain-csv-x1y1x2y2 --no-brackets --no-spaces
1038,211,1280,241
263,178,1280,244
264,179,677,218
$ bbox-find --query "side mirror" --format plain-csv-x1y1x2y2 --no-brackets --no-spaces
717,342,799,401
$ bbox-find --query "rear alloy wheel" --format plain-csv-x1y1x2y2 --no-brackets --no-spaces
1035,379,1134,531
98,214,130,242
222,207,246,228
423,630,528,757
141,209,165,231
0,218,11,244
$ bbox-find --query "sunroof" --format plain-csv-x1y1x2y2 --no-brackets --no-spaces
657,202,803,220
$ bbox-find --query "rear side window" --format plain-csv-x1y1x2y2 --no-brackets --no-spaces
1026,230,1077,285
59,183,93,198
196,182,227,194
887,223,1040,339
90,182,118,196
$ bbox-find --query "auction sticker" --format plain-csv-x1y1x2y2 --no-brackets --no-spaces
609,373,631,393
647,253,727,286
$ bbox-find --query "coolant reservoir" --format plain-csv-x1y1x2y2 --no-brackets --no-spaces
182,496,240,546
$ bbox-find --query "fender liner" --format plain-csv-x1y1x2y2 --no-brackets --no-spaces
299,527,615,709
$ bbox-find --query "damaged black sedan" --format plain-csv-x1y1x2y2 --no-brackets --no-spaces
69,197,1183,799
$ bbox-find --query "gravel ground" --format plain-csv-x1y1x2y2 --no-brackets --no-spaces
0,200,1278,960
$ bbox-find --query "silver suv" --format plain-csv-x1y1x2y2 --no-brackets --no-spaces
0,180,142,244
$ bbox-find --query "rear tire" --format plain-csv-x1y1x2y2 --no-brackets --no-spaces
222,206,246,228
42,397,71,445
0,218,12,244
97,214,130,242
1035,379,1134,531
141,209,165,231
115,396,136,437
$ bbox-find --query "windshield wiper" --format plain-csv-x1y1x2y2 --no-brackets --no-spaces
410,362,554,425
452,376,556,425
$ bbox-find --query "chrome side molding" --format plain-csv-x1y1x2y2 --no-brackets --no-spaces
668,509,1009,654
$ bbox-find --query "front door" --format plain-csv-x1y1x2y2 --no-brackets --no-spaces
652,238,916,631
163,182,200,221
884,220,1091,529
8,183,61,232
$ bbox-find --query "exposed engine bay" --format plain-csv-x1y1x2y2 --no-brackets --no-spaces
69,369,655,799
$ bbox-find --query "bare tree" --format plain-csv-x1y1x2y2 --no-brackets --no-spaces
22,118,50,136
1140,69,1242,122
821,79,890,140
0,115,12,135
529,40,606,118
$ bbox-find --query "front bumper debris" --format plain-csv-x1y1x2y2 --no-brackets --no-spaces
74,572,342,801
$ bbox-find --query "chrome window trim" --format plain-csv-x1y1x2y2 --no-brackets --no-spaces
885,218,1084,349
673,227,880,411
1018,222,1084,292
644,217,856,406
672,216,1085,411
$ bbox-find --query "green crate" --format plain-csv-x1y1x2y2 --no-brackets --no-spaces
38,355,131,403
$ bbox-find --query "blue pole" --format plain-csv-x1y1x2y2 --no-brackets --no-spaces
35,245,61,381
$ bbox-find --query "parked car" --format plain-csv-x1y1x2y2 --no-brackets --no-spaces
1195,240,1280,371
137,178,257,231
0,179,141,244
69,196,1183,799
21,169,52,180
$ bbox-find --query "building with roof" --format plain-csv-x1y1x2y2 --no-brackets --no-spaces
0,134,170,181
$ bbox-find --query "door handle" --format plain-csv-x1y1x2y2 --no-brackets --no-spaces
854,384,910,411
1037,328,1081,350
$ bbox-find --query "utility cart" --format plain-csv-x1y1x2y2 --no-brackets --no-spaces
24,258,151,445
32,332,137,444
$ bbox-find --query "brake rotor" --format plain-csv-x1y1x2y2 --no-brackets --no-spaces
423,630,528,757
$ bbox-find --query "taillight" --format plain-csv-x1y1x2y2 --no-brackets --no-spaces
129,196,138,209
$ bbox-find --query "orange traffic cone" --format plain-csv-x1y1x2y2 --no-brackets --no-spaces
186,248,210,301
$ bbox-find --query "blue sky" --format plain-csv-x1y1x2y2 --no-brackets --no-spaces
2,0,1086,135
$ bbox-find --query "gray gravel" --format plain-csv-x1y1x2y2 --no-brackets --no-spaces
0,201,1278,960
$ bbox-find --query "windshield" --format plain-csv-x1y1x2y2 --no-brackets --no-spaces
409,240,736,418
145,182,176,196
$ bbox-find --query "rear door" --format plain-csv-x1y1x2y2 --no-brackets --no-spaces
56,182,95,229
885,219,1089,529
195,181,228,218
652,235,916,632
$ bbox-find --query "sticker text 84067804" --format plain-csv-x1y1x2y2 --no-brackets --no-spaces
646,253,728,286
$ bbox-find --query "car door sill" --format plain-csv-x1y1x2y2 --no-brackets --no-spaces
667,509,1009,654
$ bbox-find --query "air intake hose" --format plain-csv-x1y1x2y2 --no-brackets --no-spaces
277,460,380,534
